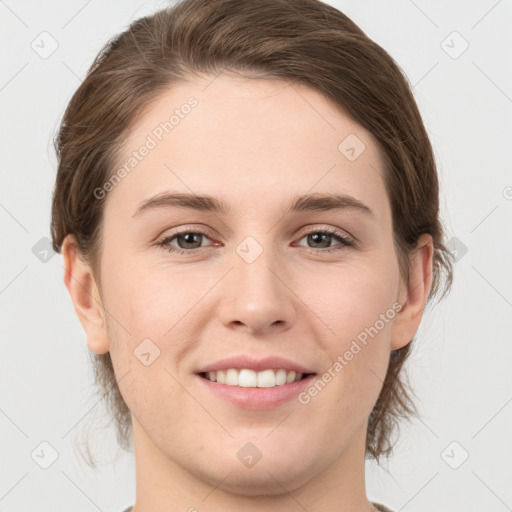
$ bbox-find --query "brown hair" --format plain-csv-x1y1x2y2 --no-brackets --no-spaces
51,0,454,464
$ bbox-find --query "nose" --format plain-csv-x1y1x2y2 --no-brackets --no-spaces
216,238,297,336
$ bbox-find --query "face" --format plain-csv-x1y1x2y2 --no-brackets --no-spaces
70,73,430,497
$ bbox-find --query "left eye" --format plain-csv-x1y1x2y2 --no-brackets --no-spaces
156,228,353,255
295,229,353,253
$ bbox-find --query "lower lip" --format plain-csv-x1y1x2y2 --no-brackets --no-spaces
196,373,316,410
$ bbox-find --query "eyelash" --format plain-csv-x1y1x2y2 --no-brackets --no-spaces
155,226,354,256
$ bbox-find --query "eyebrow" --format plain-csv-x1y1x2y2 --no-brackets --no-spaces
132,192,374,218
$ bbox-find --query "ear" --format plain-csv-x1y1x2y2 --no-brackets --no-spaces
390,233,434,351
61,234,110,355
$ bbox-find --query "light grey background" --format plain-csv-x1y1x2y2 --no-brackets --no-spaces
1,1,511,511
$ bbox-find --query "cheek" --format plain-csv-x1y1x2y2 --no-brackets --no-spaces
313,258,399,344
100,252,187,337
101,262,220,386
307,259,398,399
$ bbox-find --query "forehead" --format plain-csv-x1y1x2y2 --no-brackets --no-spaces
105,73,390,221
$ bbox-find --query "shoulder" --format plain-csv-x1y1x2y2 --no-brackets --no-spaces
372,502,395,512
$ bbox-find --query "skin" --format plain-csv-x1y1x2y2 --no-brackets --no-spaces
62,73,433,512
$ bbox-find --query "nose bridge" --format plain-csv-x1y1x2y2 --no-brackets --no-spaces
216,232,296,332
233,233,284,298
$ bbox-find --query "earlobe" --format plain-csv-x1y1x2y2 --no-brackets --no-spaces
390,234,434,351
61,235,110,355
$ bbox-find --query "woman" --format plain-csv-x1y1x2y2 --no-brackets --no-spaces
51,0,453,510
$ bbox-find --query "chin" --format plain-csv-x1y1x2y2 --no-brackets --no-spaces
200,455,316,497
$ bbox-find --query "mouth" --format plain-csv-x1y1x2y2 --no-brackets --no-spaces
198,368,315,388
196,369,317,410
194,355,317,408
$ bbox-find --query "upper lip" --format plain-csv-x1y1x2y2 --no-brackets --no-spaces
196,355,315,374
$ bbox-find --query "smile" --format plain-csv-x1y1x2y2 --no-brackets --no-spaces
200,368,310,388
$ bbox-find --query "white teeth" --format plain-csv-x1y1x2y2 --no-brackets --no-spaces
275,369,287,386
203,368,306,387
225,369,239,386
238,369,257,387
257,369,275,388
